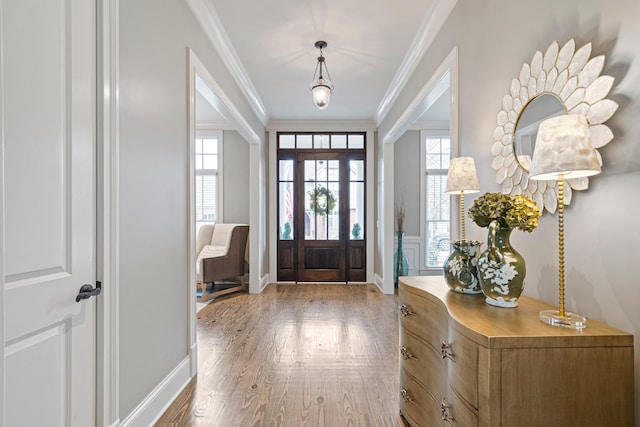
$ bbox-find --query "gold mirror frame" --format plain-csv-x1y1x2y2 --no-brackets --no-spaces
491,39,618,214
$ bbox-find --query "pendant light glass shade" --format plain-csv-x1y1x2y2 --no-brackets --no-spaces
310,80,332,109
310,41,333,109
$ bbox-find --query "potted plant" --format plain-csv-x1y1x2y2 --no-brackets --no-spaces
351,222,362,240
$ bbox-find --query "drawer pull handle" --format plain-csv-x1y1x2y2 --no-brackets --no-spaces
441,342,455,361
400,389,415,404
400,346,416,360
399,304,414,317
441,397,453,421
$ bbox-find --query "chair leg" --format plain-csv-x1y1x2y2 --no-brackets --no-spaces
198,282,211,302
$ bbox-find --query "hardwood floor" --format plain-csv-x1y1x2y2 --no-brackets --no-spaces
156,283,406,427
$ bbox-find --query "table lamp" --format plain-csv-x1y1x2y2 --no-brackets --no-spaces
529,114,601,329
445,157,480,240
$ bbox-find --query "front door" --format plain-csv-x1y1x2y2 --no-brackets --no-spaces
298,152,345,281
3,1,97,425
277,133,366,282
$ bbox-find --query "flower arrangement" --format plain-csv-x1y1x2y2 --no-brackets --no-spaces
468,192,541,232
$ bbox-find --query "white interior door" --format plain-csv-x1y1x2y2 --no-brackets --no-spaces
2,0,97,425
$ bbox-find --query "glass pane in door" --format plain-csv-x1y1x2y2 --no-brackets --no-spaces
349,160,365,240
304,159,340,241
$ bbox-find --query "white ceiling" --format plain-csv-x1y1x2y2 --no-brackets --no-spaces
194,0,453,124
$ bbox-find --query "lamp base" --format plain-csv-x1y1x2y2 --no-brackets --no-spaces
539,309,587,329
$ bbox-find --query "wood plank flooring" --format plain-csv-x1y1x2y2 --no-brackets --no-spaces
156,283,406,427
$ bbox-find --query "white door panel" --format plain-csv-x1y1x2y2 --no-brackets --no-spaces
2,0,97,425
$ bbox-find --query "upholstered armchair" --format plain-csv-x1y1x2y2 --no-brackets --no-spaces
196,223,249,301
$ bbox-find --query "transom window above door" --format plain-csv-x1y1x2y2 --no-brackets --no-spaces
278,133,365,150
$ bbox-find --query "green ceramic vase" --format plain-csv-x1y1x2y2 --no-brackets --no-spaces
443,240,482,294
478,220,526,307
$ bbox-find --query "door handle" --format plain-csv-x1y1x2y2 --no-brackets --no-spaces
76,281,102,302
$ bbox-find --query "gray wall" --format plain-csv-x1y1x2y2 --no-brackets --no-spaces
393,131,421,236
381,0,640,420
223,130,250,224
118,0,263,420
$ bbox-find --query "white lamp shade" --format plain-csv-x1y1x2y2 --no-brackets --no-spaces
445,157,480,194
311,80,332,109
529,114,601,181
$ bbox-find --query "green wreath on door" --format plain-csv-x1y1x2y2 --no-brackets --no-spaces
308,186,336,217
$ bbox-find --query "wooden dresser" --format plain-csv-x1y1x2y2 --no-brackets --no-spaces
398,276,634,427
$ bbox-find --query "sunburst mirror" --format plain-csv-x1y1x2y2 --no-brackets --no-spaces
491,38,618,214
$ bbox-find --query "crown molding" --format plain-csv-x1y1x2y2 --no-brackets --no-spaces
186,0,269,126
267,119,377,132
374,0,458,126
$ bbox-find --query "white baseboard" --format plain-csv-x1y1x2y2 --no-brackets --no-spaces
374,273,384,293
395,235,421,276
190,342,198,377
120,356,192,427
258,273,269,293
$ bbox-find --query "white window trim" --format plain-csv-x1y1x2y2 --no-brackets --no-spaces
195,128,224,224
419,128,457,272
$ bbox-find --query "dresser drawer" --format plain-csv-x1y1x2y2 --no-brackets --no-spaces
400,327,446,394
399,369,442,427
445,328,478,409
444,387,478,427
398,288,448,351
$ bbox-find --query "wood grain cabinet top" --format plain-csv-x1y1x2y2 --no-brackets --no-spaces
398,276,634,427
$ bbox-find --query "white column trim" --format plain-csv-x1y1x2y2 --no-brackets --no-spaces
382,143,395,293
96,0,120,425
268,131,278,284
365,130,375,283
0,0,6,422
186,49,198,378
248,142,263,294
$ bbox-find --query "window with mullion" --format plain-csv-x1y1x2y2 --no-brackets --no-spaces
195,132,222,234
423,134,452,269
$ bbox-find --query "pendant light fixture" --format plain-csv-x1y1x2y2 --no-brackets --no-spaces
309,41,334,109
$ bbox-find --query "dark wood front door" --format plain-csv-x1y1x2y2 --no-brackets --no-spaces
277,135,366,282
297,152,345,281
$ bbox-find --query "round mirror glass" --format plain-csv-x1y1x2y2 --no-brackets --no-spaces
513,93,565,171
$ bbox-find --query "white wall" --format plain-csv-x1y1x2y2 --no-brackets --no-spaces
381,0,640,421
118,0,263,421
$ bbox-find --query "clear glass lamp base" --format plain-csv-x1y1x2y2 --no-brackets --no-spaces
539,310,587,329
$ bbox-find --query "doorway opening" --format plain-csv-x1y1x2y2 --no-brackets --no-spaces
276,133,366,282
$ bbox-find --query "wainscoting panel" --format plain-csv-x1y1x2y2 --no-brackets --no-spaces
394,235,421,276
